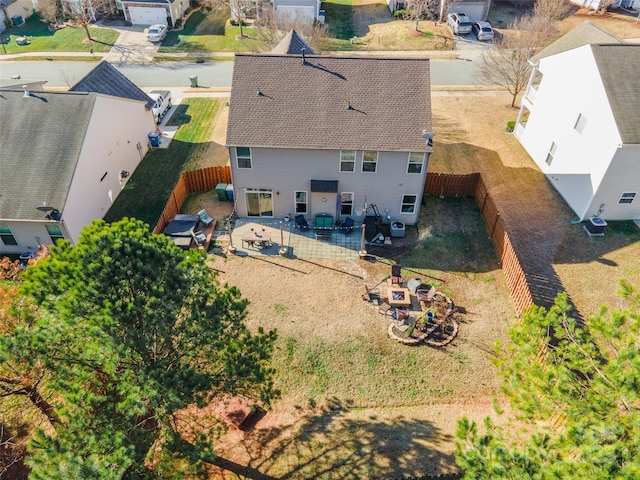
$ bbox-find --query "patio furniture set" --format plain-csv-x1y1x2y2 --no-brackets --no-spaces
241,228,272,249
295,213,355,240
363,265,459,346
163,209,215,250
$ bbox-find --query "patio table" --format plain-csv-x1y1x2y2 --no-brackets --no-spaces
241,229,272,249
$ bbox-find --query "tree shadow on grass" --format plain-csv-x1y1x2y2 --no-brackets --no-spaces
215,397,460,479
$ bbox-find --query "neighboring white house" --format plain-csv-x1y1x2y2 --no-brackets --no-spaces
226,53,433,226
121,0,183,26
229,0,321,23
515,43,640,221
569,0,639,10
0,88,154,255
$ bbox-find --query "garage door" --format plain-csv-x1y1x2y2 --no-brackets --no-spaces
128,6,167,25
276,6,315,23
449,4,486,22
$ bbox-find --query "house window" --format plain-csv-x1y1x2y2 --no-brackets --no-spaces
407,152,424,174
46,224,65,244
236,147,252,169
618,192,637,205
340,192,354,215
340,150,355,172
362,151,378,173
401,195,418,214
574,114,587,134
295,191,308,214
545,142,557,166
0,222,17,246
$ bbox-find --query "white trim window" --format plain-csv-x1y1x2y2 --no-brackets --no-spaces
340,150,355,172
618,192,637,205
340,192,354,215
295,191,308,214
545,142,557,166
46,224,65,244
362,151,378,173
407,152,424,174
0,222,17,246
236,147,252,169
401,194,418,214
574,114,587,134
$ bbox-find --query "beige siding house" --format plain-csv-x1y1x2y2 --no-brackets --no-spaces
226,54,433,227
0,89,154,255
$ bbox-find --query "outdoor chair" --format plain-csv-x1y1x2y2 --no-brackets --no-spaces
192,230,207,246
391,265,404,286
392,307,410,322
295,214,310,231
417,286,436,307
197,209,214,227
338,217,354,234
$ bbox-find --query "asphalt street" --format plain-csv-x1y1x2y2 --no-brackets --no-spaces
0,56,486,89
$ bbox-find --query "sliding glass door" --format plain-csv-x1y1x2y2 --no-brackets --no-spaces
245,189,274,217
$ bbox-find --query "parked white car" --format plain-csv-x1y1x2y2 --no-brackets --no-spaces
447,12,473,35
472,21,494,41
146,24,168,43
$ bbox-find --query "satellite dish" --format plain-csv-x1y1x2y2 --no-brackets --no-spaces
36,205,54,212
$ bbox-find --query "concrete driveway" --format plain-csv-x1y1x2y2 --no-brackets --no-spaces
97,21,160,64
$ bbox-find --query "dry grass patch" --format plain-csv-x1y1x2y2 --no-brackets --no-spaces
360,20,454,51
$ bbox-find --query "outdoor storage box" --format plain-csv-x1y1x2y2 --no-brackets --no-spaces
215,183,228,201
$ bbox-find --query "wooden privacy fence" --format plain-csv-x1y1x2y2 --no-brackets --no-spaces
152,166,232,234
425,173,534,313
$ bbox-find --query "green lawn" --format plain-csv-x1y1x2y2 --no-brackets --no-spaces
0,15,118,54
104,98,222,229
158,6,266,53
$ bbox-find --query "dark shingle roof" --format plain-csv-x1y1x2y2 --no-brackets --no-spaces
69,60,153,108
529,21,620,65
271,29,315,55
591,44,640,144
227,54,432,151
0,90,96,221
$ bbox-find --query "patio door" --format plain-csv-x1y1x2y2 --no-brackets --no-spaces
245,189,274,217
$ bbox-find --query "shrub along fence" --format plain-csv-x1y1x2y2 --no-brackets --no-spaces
424,173,534,313
152,166,232,234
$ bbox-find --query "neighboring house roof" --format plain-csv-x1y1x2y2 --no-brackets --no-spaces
271,29,315,55
120,0,176,3
0,90,96,221
0,79,47,89
227,54,432,151
69,60,154,109
529,21,621,65
590,44,640,145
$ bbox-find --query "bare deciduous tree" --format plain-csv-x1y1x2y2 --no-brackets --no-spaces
252,7,332,52
207,0,257,37
534,0,572,21
480,15,558,108
36,0,64,26
61,0,117,40
405,0,439,30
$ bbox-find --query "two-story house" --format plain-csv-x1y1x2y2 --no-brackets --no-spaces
0,86,155,255
515,42,640,221
226,53,433,226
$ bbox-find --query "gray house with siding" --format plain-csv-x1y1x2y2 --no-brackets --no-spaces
226,54,433,226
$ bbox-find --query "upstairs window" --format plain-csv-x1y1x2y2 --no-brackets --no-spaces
574,114,587,134
407,152,424,174
236,147,252,169
46,224,65,244
618,192,636,205
362,151,378,173
545,142,557,166
0,222,17,246
340,150,355,172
